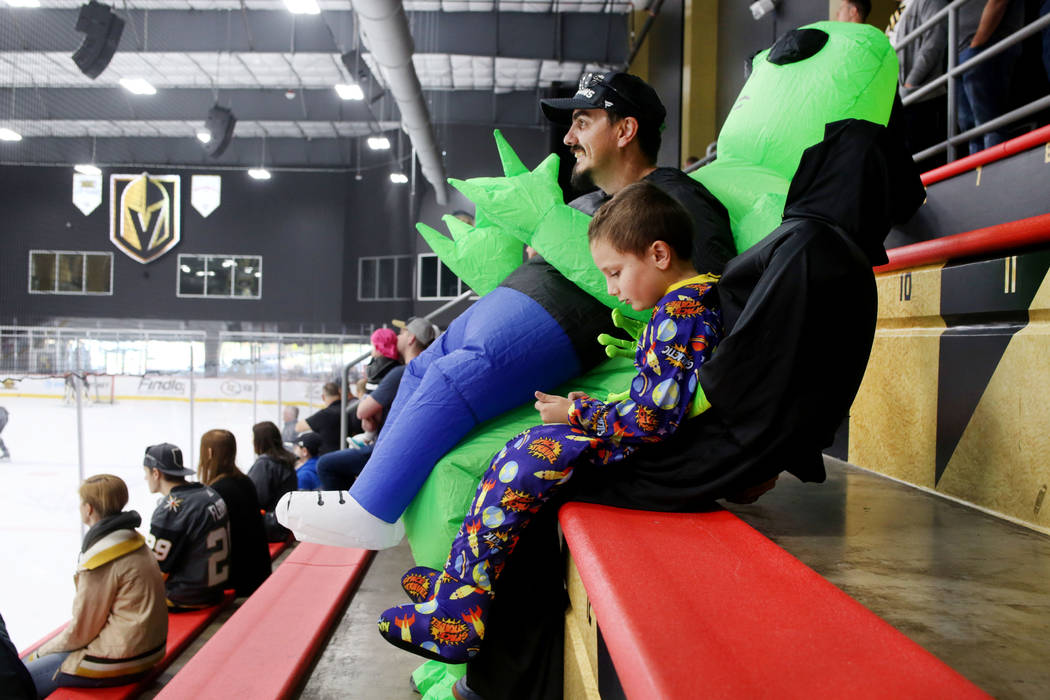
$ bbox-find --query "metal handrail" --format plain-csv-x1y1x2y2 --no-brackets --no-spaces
894,0,1050,163
339,289,475,447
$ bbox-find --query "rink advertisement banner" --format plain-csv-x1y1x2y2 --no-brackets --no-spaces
2,375,322,406
72,172,102,215
191,175,221,218
109,173,181,264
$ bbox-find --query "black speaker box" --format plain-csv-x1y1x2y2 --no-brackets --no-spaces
204,105,237,158
72,1,124,80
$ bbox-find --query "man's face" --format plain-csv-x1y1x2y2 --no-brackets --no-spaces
395,328,414,358
283,406,296,422
144,466,160,494
564,109,621,191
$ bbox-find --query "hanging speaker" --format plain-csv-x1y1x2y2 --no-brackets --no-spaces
72,1,124,80
204,105,236,158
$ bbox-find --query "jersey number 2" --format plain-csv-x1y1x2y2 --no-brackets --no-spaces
206,527,230,587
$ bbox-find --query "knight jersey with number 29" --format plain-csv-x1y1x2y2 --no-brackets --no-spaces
148,482,231,606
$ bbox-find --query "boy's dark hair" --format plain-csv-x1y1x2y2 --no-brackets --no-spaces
322,381,341,399
588,181,693,260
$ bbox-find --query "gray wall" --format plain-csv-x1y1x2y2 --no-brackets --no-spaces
0,123,554,332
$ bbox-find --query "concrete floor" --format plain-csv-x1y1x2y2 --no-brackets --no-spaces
727,457,1050,700
300,540,428,700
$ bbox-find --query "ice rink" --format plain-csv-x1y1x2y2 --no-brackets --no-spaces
0,380,317,650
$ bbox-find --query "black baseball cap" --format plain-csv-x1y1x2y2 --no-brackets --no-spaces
541,72,666,127
143,443,195,476
295,431,322,457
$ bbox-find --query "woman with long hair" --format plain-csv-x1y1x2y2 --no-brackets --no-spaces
246,421,297,542
198,429,271,597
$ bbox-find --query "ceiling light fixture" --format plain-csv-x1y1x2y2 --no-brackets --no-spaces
367,136,391,150
390,172,408,184
248,168,271,180
119,77,156,95
334,83,364,101
196,130,211,144
74,163,101,175
0,128,22,142
283,0,320,14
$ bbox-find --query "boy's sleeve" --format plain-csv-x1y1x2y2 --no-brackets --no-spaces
569,282,721,452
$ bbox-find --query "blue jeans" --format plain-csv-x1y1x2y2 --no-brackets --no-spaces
956,43,1022,154
25,651,141,697
316,443,374,490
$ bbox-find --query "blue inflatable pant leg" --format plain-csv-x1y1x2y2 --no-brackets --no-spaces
350,287,583,523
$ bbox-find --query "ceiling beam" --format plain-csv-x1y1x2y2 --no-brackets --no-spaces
1,86,549,125
0,9,627,62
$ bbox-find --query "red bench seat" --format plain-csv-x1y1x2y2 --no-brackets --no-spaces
155,543,372,699
560,503,990,699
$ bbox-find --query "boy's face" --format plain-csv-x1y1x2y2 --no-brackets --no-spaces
143,466,160,494
589,238,668,311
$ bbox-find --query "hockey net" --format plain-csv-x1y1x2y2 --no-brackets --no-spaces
85,373,116,404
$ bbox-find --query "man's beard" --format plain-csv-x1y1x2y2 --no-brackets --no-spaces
569,161,596,192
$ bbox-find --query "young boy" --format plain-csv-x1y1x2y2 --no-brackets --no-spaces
377,181,723,663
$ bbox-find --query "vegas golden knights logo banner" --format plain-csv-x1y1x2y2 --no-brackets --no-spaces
109,173,181,264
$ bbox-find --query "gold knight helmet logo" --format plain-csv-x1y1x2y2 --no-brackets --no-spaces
110,173,181,263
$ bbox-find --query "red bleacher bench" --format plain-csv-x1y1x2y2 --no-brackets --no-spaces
559,503,990,699
155,543,373,699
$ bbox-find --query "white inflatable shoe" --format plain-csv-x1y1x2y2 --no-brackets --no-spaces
275,490,405,550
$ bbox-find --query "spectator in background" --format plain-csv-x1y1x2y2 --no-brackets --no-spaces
316,318,437,490
144,443,231,609
247,421,297,542
683,154,700,169
896,0,949,163
280,406,299,446
295,382,343,455
1,611,34,699
956,0,1024,153
836,0,871,22
294,432,322,490
365,328,401,393
197,430,271,597
25,475,166,695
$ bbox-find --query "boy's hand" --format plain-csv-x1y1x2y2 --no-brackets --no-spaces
534,391,572,424
566,391,590,402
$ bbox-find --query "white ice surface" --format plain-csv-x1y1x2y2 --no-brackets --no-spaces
0,393,279,651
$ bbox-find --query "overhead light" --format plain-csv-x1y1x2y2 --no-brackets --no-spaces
7,0,41,7
180,264,191,273
196,130,211,144
221,259,236,268
334,83,364,101
390,173,408,184
749,0,776,19
74,163,101,175
368,136,390,150
119,77,156,95
283,0,319,14
0,128,22,142
248,168,271,180
72,1,124,79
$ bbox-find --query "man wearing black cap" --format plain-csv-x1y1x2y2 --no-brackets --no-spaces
539,71,735,273
143,443,231,609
